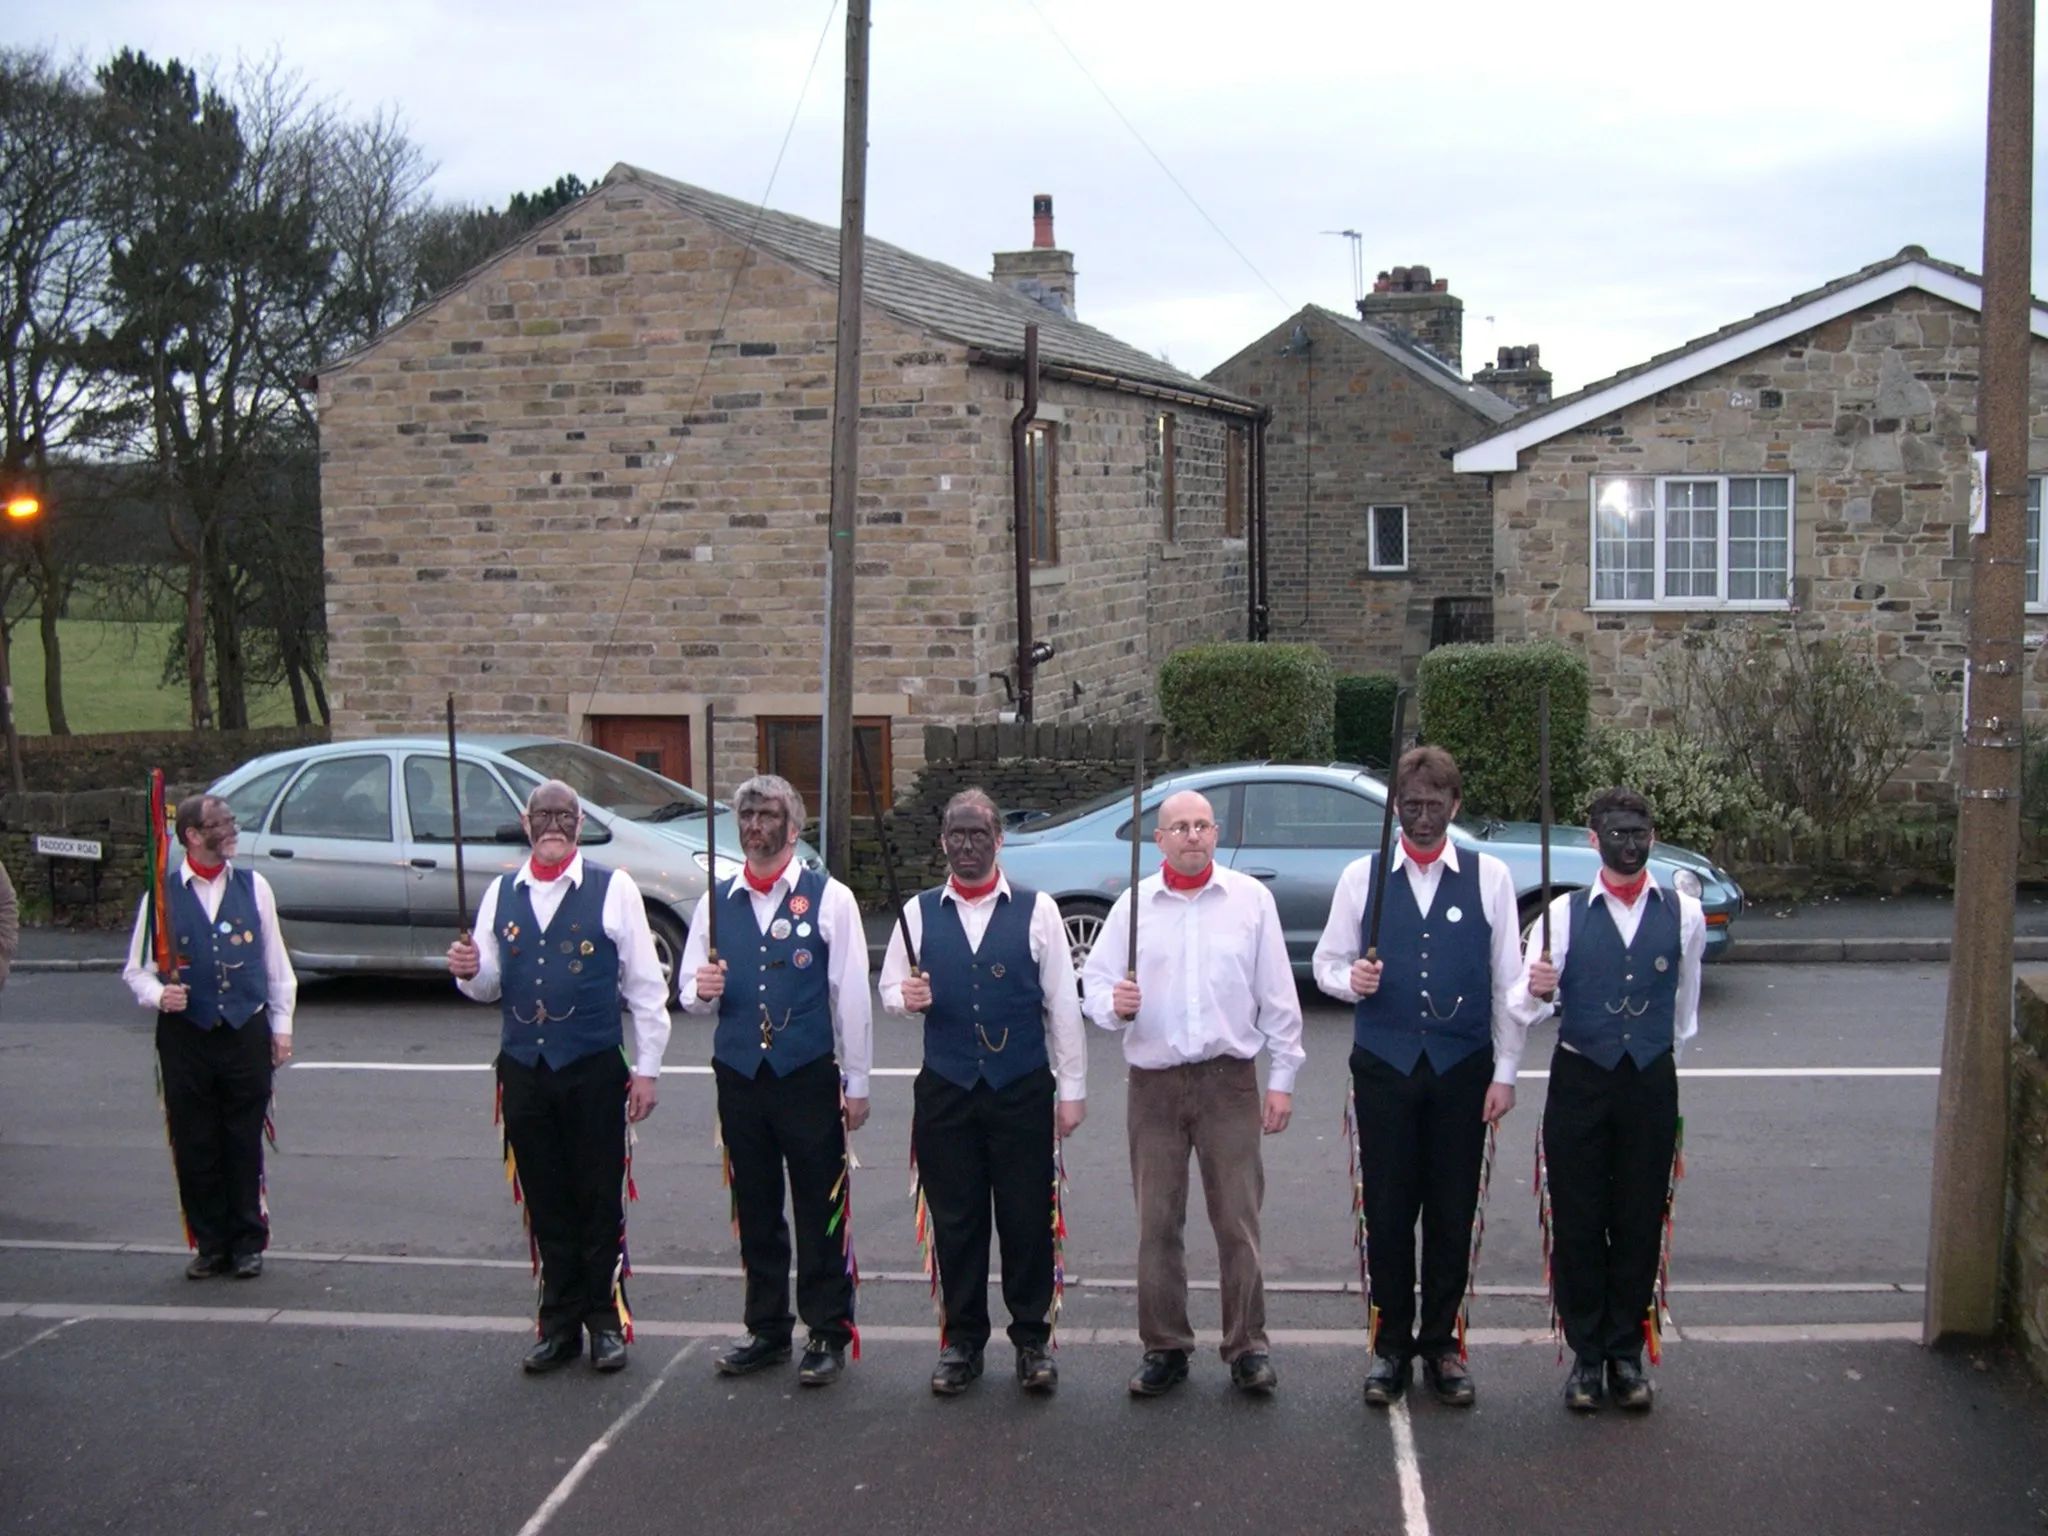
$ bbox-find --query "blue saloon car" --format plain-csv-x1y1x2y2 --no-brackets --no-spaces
995,762,1743,976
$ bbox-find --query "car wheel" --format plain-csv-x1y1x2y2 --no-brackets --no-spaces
1059,899,1112,974
646,906,687,1000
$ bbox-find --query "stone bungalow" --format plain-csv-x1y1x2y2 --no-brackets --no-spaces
1206,265,1540,679
316,167,1264,807
1454,247,2048,801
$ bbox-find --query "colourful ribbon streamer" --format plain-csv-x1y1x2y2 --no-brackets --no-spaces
1342,1089,1375,1352
1455,1120,1498,1363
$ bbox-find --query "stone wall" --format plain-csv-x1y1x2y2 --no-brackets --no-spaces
2008,973,2048,1376
1490,289,2048,800
1209,306,1500,680
321,183,1244,803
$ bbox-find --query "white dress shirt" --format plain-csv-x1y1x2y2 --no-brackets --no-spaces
1078,862,1305,1093
457,853,672,1079
1311,842,1532,1084
678,861,875,1098
124,863,298,1036
878,872,1088,1103
1507,876,1707,1061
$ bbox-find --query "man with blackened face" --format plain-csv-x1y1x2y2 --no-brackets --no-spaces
880,789,1087,1396
1517,787,1706,1415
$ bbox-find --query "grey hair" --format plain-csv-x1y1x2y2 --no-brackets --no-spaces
942,787,1002,831
733,773,806,828
524,778,582,813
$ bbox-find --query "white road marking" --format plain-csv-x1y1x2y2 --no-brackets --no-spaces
0,1316,82,1363
0,1239,1928,1296
1389,1396,1432,1536
515,1338,705,1536
1517,1067,1938,1080
286,1062,925,1076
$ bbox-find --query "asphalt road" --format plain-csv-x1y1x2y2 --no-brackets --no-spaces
1,964,2044,1535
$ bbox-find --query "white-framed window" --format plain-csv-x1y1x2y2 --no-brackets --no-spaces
1368,505,1408,572
1590,474,1792,608
2028,477,2044,612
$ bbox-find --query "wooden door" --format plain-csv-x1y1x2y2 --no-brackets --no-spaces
590,716,692,785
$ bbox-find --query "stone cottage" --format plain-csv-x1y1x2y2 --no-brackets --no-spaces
1454,246,2048,800
316,167,1265,807
1205,266,1530,679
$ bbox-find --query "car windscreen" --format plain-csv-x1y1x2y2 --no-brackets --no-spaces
501,742,704,821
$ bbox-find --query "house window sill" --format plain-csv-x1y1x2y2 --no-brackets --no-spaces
1029,564,1069,589
1158,541,1188,561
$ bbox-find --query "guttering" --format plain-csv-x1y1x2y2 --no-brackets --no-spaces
1011,324,1040,722
969,346,1264,421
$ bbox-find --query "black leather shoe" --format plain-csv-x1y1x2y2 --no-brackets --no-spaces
230,1252,264,1279
928,1342,984,1396
1564,1356,1605,1411
1127,1349,1190,1397
522,1333,583,1374
1016,1344,1058,1393
1362,1354,1410,1407
1230,1352,1279,1395
1422,1353,1476,1407
185,1253,229,1280
798,1334,847,1386
715,1334,792,1376
1607,1357,1654,1411
589,1330,628,1373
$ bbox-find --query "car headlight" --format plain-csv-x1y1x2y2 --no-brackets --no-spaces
693,850,745,880
1670,869,1703,900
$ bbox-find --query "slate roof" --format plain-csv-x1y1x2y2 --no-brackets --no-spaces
611,164,1257,412
1307,305,1518,424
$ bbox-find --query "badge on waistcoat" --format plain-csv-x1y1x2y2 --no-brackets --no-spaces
989,962,1007,978
792,948,814,969
789,895,811,917
218,921,233,935
796,922,812,938
502,922,521,941
1446,906,1463,923
770,918,792,941
1655,956,1669,972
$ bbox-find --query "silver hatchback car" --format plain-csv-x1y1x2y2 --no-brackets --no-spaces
207,736,802,988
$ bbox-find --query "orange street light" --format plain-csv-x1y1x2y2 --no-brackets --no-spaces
4,495,39,521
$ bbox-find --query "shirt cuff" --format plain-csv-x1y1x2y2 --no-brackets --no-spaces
1056,1072,1087,1102
842,1072,870,1098
1492,1054,1519,1085
1266,1063,1300,1094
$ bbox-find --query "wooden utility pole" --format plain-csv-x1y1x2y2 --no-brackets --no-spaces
821,0,869,879
1926,0,2033,1344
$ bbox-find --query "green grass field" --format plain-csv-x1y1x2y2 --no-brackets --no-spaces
8,620,303,734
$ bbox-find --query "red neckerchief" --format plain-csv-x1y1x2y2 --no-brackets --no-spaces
1600,870,1650,905
529,854,574,883
744,855,793,895
1160,860,1214,893
1400,835,1445,868
185,858,225,882
949,871,1001,902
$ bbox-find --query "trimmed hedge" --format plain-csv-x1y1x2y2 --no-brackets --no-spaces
1334,674,1402,769
1159,643,1335,763
1416,641,1590,819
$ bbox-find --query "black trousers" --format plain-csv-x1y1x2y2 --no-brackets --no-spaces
1542,1046,1680,1364
157,1011,275,1259
497,1047,629,1341
1350,1045,1493,1361
715,1054,854,1349
912,1065,1057,1353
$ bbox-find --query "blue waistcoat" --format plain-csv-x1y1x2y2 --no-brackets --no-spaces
1557,886,1682,1069
1353,853,1494,1074
714,865,836,1078
167,867,270,1029
496,866,624,1070
917,884,1049,1091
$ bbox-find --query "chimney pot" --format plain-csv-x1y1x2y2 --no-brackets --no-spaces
1032,193,1055,250
994,196,1076,319
1357,260,1463,372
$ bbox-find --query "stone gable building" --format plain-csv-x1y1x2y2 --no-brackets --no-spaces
1206,269,1523,679
317,166,1264,806
1455,247,2048,801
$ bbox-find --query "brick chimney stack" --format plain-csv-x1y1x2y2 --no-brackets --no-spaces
993,193,1077,319
1473,344,1554,412
1357,264,1462,373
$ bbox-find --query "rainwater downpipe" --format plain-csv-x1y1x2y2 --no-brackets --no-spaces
1010,323,1040,722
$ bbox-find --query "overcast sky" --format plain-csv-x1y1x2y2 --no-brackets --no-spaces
6,0,2040,394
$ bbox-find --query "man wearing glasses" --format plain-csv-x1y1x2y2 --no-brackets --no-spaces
879,788,1087,1396
1518,786,1705,1413
1313,746,1528,1409
123,796,297,1281
448,779,671,1375
1080,789,1303,1398
681,774,871,1388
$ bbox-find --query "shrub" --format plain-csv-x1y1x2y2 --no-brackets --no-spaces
1159,643,1335,763
1657,621,1917,823
1577,726,1764,852
1414,641,1590,819
1334,674,1401,768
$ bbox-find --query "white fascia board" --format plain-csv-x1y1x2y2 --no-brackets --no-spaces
1452,263,2048,474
